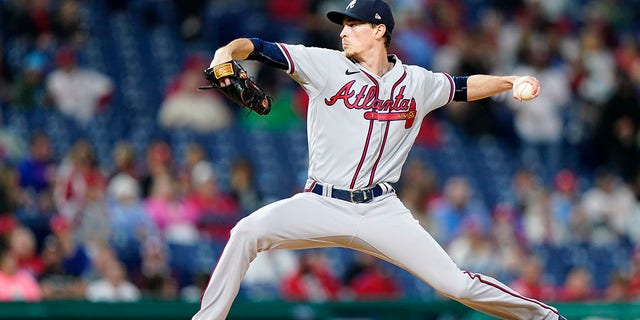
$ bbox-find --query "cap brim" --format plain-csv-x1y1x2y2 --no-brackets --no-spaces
327,11,366,25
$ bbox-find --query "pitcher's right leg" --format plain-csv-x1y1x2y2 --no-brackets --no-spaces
353,196,562,320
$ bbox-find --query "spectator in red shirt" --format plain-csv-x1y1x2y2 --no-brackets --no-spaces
280,250,341,301
185,161,239,241
556,266,597,302
53,139,105,225
8,226,44,277
344,253,400,300
508,254,556,301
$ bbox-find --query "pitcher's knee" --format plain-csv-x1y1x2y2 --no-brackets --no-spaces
229,216,271,251
231,217,257,240
434,273,474,300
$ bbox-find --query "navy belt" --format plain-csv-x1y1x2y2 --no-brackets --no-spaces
308,182,392,203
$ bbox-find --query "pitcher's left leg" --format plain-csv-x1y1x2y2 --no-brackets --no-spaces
354,196,561,320
194,193,362,320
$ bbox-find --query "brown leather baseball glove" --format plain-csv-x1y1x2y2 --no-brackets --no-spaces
199,60,272,115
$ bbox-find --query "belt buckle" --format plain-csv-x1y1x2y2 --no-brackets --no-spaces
350,190,368,203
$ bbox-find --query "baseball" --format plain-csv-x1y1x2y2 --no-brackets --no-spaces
515,81,535,101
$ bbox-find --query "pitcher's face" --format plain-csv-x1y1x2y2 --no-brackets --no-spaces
340,19,376,59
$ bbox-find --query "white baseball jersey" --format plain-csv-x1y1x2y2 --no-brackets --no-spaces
193,42,563,320
277,44,453,190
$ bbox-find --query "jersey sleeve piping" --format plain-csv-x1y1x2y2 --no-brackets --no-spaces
444,72,455,104
277,43,295,75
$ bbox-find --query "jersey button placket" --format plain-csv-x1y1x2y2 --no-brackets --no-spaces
380,82,389,125
381,79,389,97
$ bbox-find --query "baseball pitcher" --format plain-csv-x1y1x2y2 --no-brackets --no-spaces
194,0,565,319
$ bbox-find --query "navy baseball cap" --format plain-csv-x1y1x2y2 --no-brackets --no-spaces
327,0,395,33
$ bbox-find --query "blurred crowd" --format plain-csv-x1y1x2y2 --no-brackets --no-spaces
1,0,640,305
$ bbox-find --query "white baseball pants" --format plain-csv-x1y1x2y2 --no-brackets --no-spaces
192,192,561,320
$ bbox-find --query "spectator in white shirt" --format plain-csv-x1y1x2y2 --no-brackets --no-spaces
46,47,113,126
86,259,140,302
581,170,636,245
506,38,571,182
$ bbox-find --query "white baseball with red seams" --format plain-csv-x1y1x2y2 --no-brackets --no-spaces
515,81,535,100
192,41,561,320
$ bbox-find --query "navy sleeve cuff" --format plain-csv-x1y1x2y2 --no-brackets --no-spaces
452,76,468,101
247,38,289,70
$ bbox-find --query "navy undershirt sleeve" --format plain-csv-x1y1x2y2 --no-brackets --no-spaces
452,76,468,101
247,38,289,70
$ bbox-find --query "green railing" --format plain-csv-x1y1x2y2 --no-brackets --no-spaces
0,299,639,319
